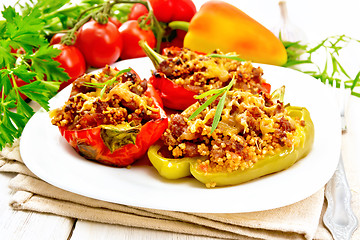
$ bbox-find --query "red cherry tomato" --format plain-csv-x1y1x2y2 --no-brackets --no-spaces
50,33,66,45
148,0,173,23
53,44,87,90
108,16,122,28
128,3,149,20
75,20,122,68
118,20,156,60
148,0,196,22
171,0,196,22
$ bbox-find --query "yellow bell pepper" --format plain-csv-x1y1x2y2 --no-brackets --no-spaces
183,0,287,66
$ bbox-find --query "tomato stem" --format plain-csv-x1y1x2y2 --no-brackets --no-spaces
76,4,103,21
95,0,112,24
61,13,94,45
60,0,165,53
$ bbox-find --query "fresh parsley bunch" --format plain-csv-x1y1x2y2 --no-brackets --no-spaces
0,6,69,150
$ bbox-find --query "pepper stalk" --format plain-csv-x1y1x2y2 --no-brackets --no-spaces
138,40,166,68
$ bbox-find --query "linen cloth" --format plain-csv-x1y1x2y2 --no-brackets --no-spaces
2,139,352,240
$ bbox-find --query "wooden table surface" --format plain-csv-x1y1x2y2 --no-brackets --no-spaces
1,0,359,239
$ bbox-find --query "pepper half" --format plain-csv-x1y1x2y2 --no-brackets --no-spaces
149,72,197,110
51,67,168,167
140,40,272,111
148,106,314,187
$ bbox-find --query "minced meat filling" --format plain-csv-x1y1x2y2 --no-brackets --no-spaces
50,66,157,130
162,90,303,173
157,48,269,94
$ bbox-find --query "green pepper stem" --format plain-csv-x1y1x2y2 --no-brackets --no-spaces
168,21,190,32
138,40,166,68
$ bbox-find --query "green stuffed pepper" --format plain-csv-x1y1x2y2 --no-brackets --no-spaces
148,87,314,188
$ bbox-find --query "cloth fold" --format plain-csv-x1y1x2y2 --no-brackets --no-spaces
0,139,344,240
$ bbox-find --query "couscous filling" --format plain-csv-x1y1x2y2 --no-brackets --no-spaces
50,66,157,130
157,48,269,94
162,90,305,174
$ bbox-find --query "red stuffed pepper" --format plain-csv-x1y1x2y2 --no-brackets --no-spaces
140,41,271,111
50,66,168,167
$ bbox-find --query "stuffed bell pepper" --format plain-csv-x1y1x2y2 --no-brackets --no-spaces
50,66,168,167
148,83,314,188
140,41,271,110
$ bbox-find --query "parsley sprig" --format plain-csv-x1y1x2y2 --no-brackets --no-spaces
188,74,236,133
282,35,360,97
0,6,69,150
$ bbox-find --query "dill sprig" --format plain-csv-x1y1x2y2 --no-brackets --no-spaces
188,74,236,133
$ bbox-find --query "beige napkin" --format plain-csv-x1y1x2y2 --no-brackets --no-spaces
1,138,356,240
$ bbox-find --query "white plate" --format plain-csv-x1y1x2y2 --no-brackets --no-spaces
20,57,341,213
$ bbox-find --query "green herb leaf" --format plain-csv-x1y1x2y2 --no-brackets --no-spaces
189,75,236,133
0,41,15,67
282,35,360,97
83,68,132,98
350,71,360,91
12,65,37,83
194,87,227,100
0,4,71,150
211,91,227,133
19,81,59,111
0,69,13,95
30,45,69,81
188,91,223,121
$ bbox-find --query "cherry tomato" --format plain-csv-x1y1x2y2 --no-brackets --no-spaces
171,0,196,22
75,20,122,68
128,3,148,20
148,0,173,23
148,0,196,22
108,16,122,28
50,33,66,45
53,44,87,90
118,20,156,60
